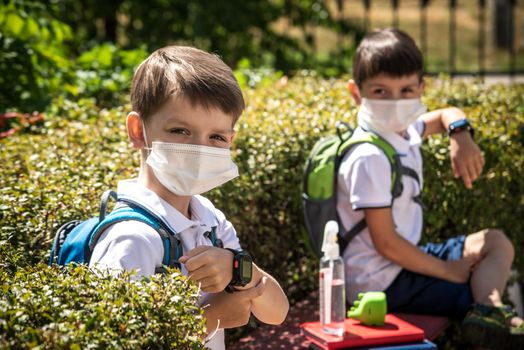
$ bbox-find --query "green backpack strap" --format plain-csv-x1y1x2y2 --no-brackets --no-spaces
336,128,404,251
338,129,402,195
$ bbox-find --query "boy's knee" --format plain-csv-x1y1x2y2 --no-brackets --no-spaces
485,228,514,260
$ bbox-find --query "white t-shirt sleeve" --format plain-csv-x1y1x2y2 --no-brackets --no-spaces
213,208,241,251
414,118,426,136
89,220,164,277
343,146,393,210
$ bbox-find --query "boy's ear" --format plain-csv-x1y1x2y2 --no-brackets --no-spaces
347,79,362,105
126,112,145,149
420,78,426,93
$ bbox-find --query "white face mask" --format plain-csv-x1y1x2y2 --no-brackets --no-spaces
145,142,239,196
357,98,427,133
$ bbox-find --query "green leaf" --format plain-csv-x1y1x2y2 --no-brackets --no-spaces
51,19,64,43
5,12,24,36
23,16,39,39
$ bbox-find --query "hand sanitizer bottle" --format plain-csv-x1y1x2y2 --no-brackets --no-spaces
319,220,346,337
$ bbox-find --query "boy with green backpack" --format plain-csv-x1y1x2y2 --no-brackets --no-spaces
303,28,522,349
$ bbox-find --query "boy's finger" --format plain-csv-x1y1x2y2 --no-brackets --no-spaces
179,245,212,263
183,252,212,271
474,157,484,178
461,165,472,188
187,266,214,283
467,162,479,182
243,276,267,300
467,254,481,270
451,160,460,178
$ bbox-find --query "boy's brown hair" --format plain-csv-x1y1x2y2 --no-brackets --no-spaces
131,46,245,124
352,28,424,87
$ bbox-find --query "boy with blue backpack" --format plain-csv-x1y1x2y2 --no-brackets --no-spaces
304,28,522,349
51,46,288,350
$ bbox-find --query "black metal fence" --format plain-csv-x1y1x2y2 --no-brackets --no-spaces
334,0,522,76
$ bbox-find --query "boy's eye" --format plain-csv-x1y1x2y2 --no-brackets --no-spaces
170,128,189,135
373,89,386,95
402,88,414,93
211,134,227,142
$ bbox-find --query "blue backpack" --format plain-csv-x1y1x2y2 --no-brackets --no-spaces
49,190,222,273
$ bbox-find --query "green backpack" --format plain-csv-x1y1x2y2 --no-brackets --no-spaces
302,122,422,256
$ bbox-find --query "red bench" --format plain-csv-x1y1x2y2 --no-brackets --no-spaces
227,291,450,350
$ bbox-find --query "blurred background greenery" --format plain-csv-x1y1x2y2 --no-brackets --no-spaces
1,0,523,114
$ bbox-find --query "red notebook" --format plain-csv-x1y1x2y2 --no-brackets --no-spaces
300,314,425,350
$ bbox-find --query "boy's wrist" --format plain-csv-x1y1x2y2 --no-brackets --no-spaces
447,118,474,139
450,130,473,143
232,264,262,291
440,259,455,279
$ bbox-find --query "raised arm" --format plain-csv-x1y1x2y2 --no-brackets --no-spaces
419,107,467,137
419,107,485,188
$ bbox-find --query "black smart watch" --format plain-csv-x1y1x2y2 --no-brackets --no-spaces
448,119,474,138
225,248,252,292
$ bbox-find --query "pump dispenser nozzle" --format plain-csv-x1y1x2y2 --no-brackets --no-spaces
321,220,340,259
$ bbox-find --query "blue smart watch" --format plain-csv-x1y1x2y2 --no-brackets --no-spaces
448,119,474,138
224,248,253,293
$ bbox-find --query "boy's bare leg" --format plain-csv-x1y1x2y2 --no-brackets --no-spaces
464,229,523,327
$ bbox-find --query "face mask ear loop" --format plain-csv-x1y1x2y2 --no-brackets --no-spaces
141,120,152,156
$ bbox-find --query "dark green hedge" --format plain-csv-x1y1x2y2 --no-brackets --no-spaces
1,75,523,345
0,244,206,349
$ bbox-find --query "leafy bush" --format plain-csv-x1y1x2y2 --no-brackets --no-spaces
1,75,523,303
0,244,206,349
0,0,73,112
0,1,148,113
1,0,362,113
68,43,148,108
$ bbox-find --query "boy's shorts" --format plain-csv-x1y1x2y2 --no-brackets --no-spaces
384,235,474,319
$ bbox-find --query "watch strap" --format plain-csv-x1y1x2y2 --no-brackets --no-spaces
224,248,252,291
448,119,474,138
225,248,244,288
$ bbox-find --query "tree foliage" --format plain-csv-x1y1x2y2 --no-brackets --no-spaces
0,0,361,112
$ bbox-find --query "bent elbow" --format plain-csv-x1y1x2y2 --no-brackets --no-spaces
256,299,289,325
374,238,397,261
275,300,290,325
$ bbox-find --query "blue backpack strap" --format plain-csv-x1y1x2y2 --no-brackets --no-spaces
204,210,225,248
204,226,223,248
88,199,183,271
99,190,118,220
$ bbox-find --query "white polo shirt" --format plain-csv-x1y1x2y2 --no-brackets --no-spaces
89,179,241,350
337,119,425,303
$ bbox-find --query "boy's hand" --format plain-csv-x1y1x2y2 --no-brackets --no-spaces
202,277,267,331
180,246,234,293
449,132,485,189
443,254,480,283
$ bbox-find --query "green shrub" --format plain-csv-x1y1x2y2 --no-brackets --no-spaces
0,1,148,113
1,74,523,305
0,0,73,112
0,244,206,349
